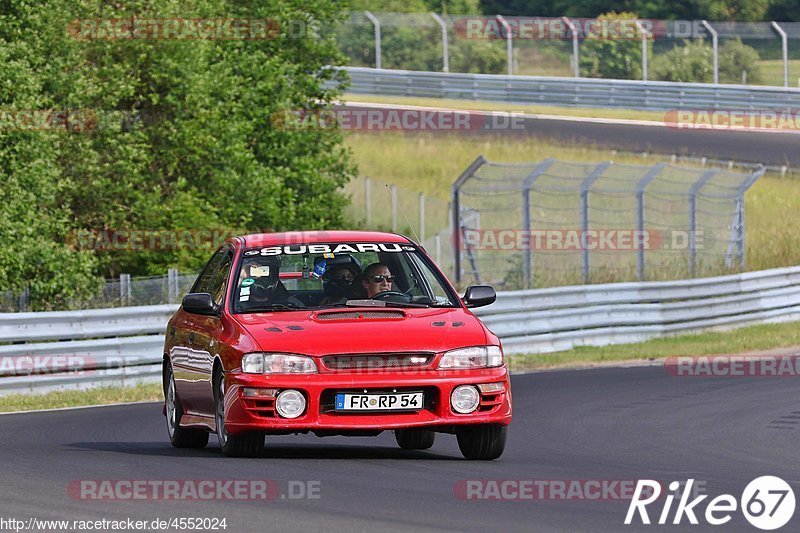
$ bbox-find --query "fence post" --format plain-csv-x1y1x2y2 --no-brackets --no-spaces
701,21,718,84
120,273,131,306
635,163,665,280
168,268,179,304
365,11,382,69
635,20,648,81
435,233,441,266
452,156,487,282
771,22,789,88
521,159,556,288
390,185,398,232
562,17,579,78
18,287,29,312
431,13,449,72
580,162,611,284
496,15,513,76
689,169,719,277
732,165,765,269
419,192,426,242
364,176,372,226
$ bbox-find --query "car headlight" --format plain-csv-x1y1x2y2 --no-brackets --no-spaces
437,346,503,369
241,353,318,374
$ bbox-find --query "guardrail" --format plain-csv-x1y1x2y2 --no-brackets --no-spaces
0,305,176,395
3,265,800,394
474,265,800,354
341,66,800,112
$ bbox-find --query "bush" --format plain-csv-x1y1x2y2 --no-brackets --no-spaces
579,12,651,80
652,38,761,84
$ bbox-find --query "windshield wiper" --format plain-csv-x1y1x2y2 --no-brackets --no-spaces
243,303,306,312
382,301,431,308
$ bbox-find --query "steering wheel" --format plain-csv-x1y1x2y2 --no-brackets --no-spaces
370,290,412,303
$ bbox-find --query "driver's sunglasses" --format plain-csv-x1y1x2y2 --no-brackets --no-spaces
369,275,394,283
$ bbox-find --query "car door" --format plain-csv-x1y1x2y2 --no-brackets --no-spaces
171,246,231,417
188,246,233,417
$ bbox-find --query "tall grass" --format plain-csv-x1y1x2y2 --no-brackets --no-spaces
344,131,800,274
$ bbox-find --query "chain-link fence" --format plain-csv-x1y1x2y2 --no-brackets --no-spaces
339,13,800,87
343,175,454,279
452,157,765,290
0,270,198,313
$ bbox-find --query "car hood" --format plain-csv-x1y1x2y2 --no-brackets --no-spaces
233,307,489,356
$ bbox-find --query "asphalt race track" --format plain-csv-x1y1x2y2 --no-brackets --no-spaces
2,366,798,532
343,103,800,168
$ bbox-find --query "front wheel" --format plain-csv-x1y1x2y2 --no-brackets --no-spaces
456,424,507,460
395,429,435,450
214,370,264,458
165,365,209,449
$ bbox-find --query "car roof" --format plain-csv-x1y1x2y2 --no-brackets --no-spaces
232,230,413,249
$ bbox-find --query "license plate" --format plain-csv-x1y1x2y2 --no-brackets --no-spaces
335,391,424,411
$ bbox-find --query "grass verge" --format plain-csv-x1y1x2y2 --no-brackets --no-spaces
509,321,800,372
0,382,162,413
343,93,667,123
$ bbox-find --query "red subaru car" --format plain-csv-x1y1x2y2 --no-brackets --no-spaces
162,231,512,459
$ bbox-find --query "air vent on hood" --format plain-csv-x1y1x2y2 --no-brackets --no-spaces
314,310,406,321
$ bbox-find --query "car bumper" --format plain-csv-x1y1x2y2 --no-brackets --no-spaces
223,367,512,434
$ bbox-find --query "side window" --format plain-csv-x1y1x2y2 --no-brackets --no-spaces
208,252,233,308
191,248,227,294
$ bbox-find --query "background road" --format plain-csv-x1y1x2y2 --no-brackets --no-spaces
344,103,800,168
2,366,798,532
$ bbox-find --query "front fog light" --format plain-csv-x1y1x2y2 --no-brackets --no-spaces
275,389,306,419
451,385,480,414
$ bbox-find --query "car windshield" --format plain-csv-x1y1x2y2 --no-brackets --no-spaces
232,242,459,312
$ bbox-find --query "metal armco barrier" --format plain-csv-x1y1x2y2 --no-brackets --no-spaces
474,265,800,354
3,264,800,394
340,67,800,112
0,305,176,395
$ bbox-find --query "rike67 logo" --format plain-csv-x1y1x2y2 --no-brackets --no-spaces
625,477,795,530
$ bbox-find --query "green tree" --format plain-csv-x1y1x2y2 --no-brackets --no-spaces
0,0,355,308
579,11,650,79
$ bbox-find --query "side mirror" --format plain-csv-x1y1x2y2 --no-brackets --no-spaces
182,293,218,316
462,285,496,308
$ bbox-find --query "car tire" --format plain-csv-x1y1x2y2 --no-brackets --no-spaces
456,424,507,460
214,370,264,458
165,365,209,449
394,429,435,450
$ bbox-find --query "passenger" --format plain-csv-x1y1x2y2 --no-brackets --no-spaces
318,255,362,305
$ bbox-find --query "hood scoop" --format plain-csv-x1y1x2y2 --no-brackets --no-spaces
314,309,406,321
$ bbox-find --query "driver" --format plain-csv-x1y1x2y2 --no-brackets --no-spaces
362,263,394,298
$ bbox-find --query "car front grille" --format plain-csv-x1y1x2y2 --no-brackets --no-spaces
321,353,434,371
